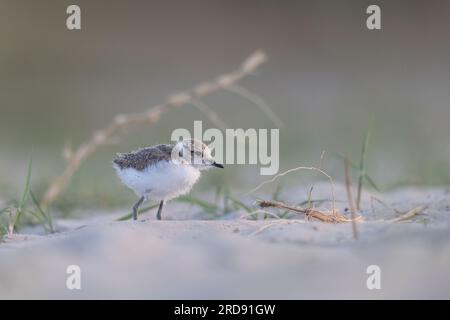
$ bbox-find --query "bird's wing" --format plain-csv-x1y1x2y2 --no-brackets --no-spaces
113,145,173,171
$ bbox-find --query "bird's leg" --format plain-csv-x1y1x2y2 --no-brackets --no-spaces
132,196,145,220
156,200,165,220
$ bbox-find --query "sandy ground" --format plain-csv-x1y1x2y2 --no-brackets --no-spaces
0,184,449,299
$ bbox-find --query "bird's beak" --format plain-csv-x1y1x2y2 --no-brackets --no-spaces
212,162,224,168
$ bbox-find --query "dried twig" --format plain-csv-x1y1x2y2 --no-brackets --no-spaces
344,159,358,239
257,200,361,223
41,51,268,210
386,206,427,223
244,165,337,215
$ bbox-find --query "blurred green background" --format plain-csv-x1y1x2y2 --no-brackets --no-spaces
1,0,449,211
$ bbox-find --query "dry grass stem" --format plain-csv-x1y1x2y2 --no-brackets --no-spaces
245,165,337,214
386,206,427,223
41,50,268,210
257,200,361,223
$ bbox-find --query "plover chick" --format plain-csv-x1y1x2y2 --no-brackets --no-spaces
113,139,223,220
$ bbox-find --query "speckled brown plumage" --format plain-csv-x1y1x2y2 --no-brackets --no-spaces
113,144,174,171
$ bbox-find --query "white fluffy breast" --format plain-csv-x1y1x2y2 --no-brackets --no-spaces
114,161,201,201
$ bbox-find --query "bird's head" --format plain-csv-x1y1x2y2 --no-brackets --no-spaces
172,139,224,170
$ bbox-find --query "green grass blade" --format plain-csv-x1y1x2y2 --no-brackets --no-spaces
18,158,32,211
214,185,223,204
364,174,380,192
306,186,314,208
222,185,231,213
228,197,252,213
23,208,45,223
333,152,380,192
356,125,372,210
30,190,47,220
30,190,54,233
298,199,328,207
117,203,159,221
176,196,219,214
0,224,8,237
279,210,291,218
12,157,33,232
271,183,283,201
